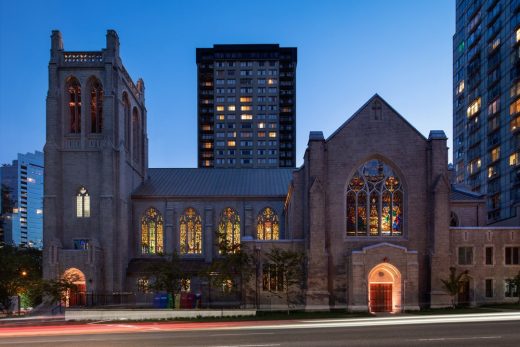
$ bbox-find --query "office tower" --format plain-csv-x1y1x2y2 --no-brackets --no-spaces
196,44,297,168
453,0,520,225
0,151,44,248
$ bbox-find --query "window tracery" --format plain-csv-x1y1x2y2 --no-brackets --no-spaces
257,207,280,240
67,77,81,133
89,79,103,133
218,208,240,252
346,159,403,236
76,187,90,218
179,208,203,254
141,208,164,255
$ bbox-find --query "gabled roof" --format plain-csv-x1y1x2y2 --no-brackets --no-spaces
325,94,428,142
450,184,485,201
132,168,294,198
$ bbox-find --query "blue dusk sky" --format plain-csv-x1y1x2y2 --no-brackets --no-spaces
0,0,455,167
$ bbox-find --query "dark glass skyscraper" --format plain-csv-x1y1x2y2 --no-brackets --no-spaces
196,44,297,168
453,0,520,225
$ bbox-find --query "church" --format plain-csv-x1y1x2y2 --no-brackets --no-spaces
43,30,520,312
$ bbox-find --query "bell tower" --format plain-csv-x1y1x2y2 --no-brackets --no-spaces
43,30,148,294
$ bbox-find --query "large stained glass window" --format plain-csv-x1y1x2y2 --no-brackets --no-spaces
218,208,241,252
89,78,103,133
141,208,164,255
179,208,203,254
67,77,81,133
257,207,280,240
346,159,403,236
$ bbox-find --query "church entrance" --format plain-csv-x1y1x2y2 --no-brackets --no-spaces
368,263,401,313
62,268,86,307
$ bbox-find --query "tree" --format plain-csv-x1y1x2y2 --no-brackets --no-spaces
264,247,304,314
505,271,520,304
0,245,42,314
38,274,79,308
441,267,469,308
146,253,185,306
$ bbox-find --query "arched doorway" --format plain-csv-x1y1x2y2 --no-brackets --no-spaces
62,268,86,307
368,263,401,313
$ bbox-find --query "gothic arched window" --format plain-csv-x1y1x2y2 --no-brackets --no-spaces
123,93,130,152
257,207,280,240
179,208,203,254
218,208,241,252
89,78,103,133
132,107,140,163
346,159,403,237
67,77,81,133
76,187,90,218
141,208,164,255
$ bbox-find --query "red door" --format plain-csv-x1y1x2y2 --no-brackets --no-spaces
370,284,392,312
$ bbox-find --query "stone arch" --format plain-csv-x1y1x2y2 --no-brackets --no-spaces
62,267,86,307
367,262,402,313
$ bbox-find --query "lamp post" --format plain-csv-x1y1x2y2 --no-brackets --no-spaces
254,245,261,310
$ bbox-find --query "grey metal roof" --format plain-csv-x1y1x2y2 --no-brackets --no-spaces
132,168,294,198
450,184,485,201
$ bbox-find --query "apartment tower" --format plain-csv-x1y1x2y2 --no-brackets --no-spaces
196,44,297,168
453,0,520,225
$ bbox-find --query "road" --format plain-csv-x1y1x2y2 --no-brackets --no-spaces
0,312,520,346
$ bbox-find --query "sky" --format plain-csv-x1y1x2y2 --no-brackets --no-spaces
0,0,455,167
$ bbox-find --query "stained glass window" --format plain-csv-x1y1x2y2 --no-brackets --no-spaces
218,208,241,252
76,187,90,218
179,208,203,254
67,77,81,134
346,159,403,236
257,207,280,240
89,79,103,133
141,207,164,255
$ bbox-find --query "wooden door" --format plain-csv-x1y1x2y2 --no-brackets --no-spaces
370,283,392,312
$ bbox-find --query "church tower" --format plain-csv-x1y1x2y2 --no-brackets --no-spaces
43,30,148,295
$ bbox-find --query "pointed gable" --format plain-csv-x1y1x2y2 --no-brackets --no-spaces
326,94,428,143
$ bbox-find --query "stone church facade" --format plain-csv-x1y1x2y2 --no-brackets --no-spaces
43,30,520,312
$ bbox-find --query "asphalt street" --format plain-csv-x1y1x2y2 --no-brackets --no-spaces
0,312,519,346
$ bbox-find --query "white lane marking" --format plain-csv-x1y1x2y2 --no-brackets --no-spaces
210,333,275,337
418,336,502,341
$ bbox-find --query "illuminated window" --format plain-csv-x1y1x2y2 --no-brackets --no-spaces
268,132,277,138
241,114,253,120
517,28,520,43
216,105,225,111
257,207,279,240
228,105,236,111
488,99,499,115
262,264,283,292
181,279,191,292
511,117,520,131
240,97,253,103
36,209,43,215
218,208,241,252
227,140,236,147
267,78,277,85
240,105,252,111
346,159,403,237
510,153,519,166
217,114,225,120
137,278,151,293
179,208,203,255
510,99,520,115
141,207,164,255
258,122,266,129
468,158,481,174
76,187,90,218
258,131,266,138
490,146,500,162
467,98,481,117
202,142,213,149
89,79,103,133
123,93,131,151
66,77,81,133
512,82,520,98
488,165,497,178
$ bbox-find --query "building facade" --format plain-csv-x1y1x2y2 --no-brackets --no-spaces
0,151,44,248
196,44,296,169
453,0,520,225
43,31,520,311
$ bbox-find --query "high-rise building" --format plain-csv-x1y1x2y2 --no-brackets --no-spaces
0,151,44,248
196,44,297,168
453,0,520,225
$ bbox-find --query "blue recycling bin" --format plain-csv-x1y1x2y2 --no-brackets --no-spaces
153,293,169,308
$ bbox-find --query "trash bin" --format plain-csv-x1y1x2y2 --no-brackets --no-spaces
153,293,162,309
159,293,168,308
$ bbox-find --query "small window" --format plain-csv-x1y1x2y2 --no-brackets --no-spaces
458,247,473,265
262,264,284,292
485,279,493,298
76,187,90,218
505,247,520,265
137,278,151,293
485,247,494,265
73,239,90,250
505,280,519,297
